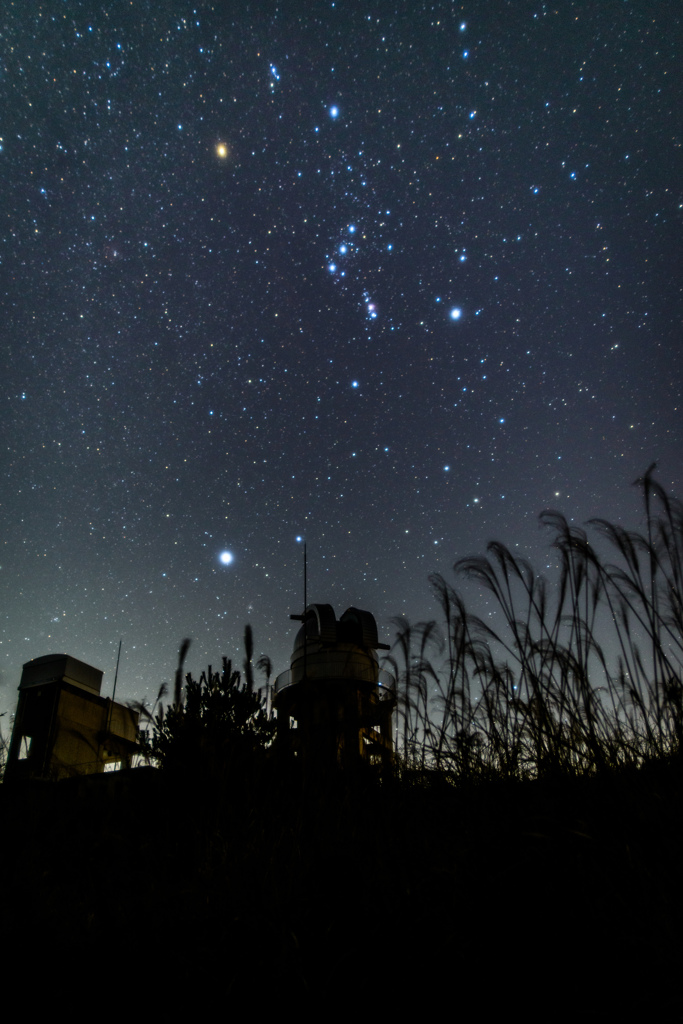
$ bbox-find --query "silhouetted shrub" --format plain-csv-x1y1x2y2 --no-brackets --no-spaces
139,630,274,782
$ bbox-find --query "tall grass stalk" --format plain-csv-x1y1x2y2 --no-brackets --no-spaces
388,469,683,780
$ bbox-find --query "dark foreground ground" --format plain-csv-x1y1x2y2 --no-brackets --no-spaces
2,759,681,1013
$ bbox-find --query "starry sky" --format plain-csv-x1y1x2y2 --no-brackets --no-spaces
1,1,681,714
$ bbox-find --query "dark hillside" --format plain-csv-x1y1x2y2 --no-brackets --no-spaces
1,760,681,1012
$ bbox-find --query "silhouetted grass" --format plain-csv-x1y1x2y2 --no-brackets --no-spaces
388,466,683,781
0,715,8,781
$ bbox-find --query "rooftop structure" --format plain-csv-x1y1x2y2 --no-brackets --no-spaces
4,654,138,782
273,604,395,769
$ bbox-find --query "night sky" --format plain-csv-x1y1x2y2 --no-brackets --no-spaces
1,1,681,714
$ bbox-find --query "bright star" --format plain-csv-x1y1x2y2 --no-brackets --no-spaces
329,105,339,118
219,551,234,565
216,143,228,159
450,308,462,320
328,263,336,272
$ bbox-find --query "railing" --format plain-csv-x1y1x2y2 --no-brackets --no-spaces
273,666,396,695
273,669,292,694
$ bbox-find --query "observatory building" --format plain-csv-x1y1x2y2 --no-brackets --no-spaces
273,603,395,769
4,654,139,782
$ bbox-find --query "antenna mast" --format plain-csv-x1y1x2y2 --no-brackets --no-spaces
103,638,122,764
112,638,122,705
